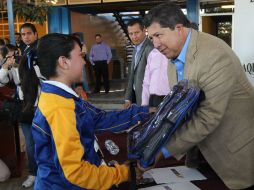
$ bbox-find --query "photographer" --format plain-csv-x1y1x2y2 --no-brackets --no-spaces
0,29,38,188
0,44,20,88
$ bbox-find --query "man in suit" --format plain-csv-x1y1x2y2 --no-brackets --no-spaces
20,23,38,55
14,32,26,55
124,19,154,108
19,23,39,188
142,2,254,190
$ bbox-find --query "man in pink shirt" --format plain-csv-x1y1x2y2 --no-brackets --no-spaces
141,48,170,107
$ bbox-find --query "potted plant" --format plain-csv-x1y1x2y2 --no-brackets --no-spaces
13,0,52,24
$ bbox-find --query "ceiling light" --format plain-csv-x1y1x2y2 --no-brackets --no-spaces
221,5,234,9
46,0,58,4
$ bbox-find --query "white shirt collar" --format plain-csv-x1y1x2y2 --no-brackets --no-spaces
43,80,79,98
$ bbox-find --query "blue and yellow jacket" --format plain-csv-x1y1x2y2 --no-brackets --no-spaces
32,81,149,190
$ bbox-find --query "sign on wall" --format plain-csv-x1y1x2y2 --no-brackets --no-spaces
233,0,254,86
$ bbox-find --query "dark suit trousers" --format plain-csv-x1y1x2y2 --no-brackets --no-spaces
149,95,165,107
132,89,137,104
94,61,109,92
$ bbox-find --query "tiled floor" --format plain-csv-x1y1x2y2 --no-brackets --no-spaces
88,79,126,110
0,157,33,190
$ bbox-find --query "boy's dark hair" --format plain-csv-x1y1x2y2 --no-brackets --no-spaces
95,34,102,38
15,32,21,37
0,39,5,46
20,23,37,34
127,19,145,30
144,1,190,30
0,47,8,58
71,34,83,48
5,44,17,52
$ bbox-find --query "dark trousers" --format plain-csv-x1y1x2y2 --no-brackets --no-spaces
132,89,136,104
149,95,165,107
94,60,109,92
20,122,37,176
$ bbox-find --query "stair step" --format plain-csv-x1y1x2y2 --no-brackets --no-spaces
92,103,122,110
88,91,124,104
89,99,123,104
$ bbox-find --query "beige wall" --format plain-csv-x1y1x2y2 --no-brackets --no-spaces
71,12,127,81
0,19,47,40
71,12,127,59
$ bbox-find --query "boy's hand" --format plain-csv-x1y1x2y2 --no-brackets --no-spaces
123,101,131,109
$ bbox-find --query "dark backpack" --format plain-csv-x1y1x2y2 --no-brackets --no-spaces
128,80,203,168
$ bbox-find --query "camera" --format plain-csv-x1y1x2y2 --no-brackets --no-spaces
13,50,21,64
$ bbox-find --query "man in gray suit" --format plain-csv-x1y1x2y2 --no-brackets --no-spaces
124,19,154,108
141,2,254,190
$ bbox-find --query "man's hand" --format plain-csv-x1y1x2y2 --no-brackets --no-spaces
125,161,143,184
108,160,118,167
137,152,163,176
149,107,157,114
2,56,15,69
123,101,131,109
12,62,19,68
1,62,9,69
135,165,144,182
6,56,15,66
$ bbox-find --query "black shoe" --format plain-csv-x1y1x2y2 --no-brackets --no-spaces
93,90,100,94
105,87,110,94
